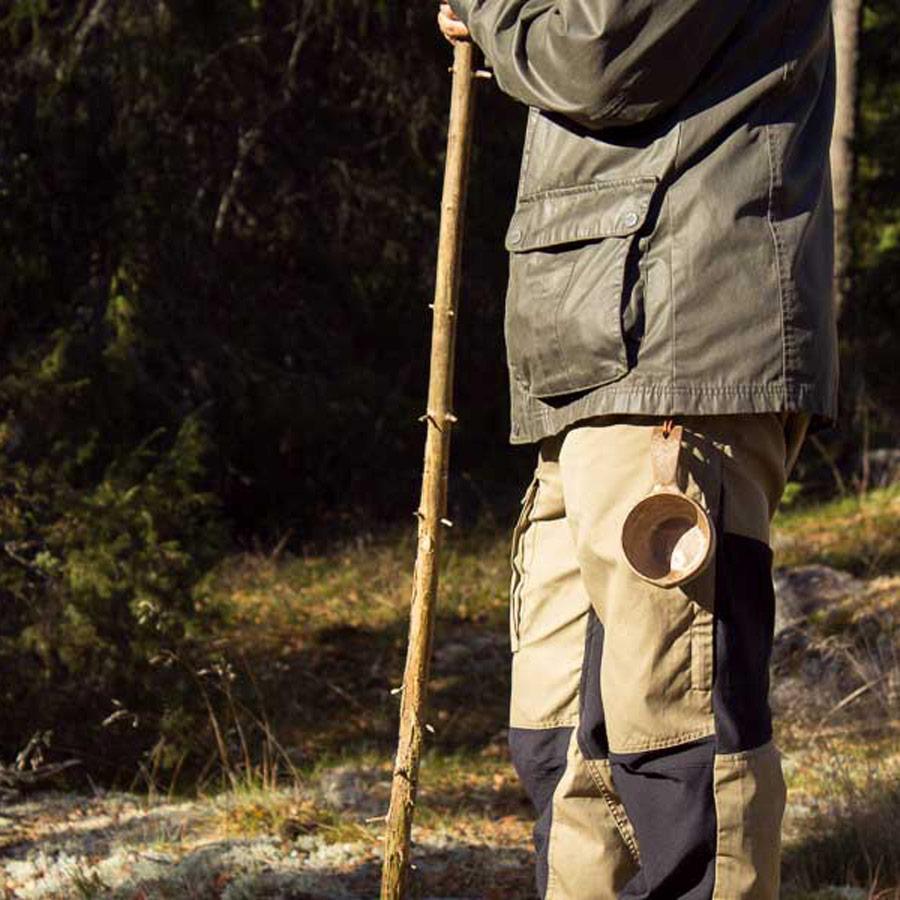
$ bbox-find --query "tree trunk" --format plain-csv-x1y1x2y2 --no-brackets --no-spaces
830,0,863,316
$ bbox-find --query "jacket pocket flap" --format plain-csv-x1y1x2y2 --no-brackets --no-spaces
504,176,659,252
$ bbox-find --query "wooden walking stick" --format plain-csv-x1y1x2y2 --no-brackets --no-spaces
381,39,481,900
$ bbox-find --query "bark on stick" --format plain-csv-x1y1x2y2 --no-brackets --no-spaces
380,40,477,900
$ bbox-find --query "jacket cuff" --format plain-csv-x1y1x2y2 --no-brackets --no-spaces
447,0,475,25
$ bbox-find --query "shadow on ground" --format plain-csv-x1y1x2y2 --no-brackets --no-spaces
230,616,512,767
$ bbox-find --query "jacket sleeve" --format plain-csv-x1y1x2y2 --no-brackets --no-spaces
447,0,752,129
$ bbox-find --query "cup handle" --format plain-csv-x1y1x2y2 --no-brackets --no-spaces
650,423,683,490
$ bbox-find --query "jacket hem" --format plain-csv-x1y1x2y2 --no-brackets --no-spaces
508,381,837,445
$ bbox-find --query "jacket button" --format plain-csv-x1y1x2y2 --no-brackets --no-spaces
622,211,640,228
508,227,522,245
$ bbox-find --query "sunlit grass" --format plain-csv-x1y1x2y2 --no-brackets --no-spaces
774,483,900,576
200,523,512,640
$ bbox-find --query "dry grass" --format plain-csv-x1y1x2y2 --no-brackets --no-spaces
781,736,900,897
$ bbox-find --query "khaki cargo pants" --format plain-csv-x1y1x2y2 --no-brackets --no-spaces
507,413,808,899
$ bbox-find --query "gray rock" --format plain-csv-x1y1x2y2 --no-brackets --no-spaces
432,632,505,676
316,766,389,819
773,565,863,636
863,448,900,488
824,888,868,900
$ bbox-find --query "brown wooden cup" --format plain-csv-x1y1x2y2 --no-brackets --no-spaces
620,424,716,588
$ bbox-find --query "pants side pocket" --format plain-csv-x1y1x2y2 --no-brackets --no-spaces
510,476,540,653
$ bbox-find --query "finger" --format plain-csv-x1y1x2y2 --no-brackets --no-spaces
437,8,465,30
439,2,460,20
438,21,456,45
437,10,469,39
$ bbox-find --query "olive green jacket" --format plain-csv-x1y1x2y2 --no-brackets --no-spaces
448,0,839,444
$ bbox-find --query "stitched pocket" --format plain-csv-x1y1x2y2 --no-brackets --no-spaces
509,476,539,653
504,177,658,399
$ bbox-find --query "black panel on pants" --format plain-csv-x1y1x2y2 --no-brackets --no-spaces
509,725,572,897
712,532,777,753
611,737,717,899
577,608,610,760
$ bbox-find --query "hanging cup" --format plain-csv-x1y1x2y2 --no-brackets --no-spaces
620,423,716,588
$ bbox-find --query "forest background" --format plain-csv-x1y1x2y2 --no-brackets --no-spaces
0,0,897,805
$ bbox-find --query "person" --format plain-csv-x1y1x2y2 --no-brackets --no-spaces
437,1,838,898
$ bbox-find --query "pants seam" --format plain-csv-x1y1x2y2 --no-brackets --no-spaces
715,742,778,764
511,717,580,729
610,726,716,754
584,757,642,865
711,751,726,899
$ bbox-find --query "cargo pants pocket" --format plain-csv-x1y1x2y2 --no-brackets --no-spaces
509,475,540,653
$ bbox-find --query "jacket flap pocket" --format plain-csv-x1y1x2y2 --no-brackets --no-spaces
505,176,658,252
